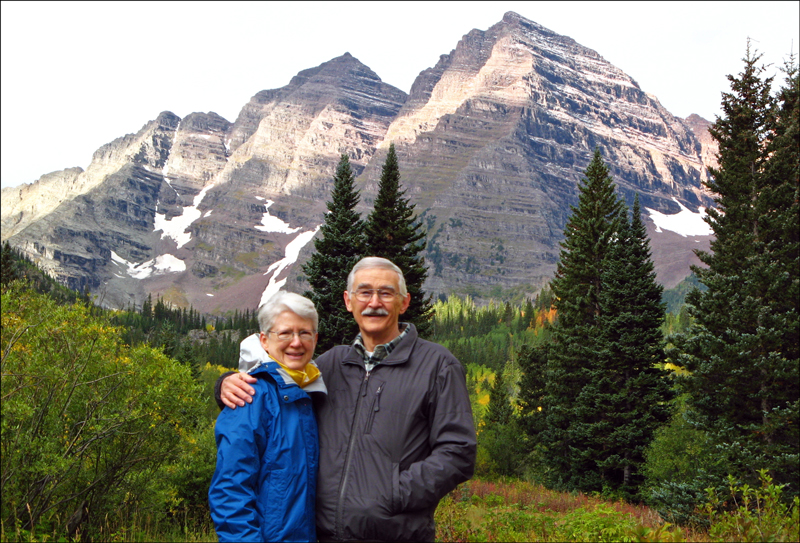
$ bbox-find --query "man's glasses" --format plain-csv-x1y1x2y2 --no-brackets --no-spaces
267,330,316,342
352,289,400,302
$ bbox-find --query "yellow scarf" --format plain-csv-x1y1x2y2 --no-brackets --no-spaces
273,359,320,388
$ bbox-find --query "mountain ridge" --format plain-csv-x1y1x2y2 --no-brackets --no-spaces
1,11,716,313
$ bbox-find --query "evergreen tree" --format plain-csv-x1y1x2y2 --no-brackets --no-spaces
670,45,799,496
541,148,624,492
593,195,672,499
364,143,433,336
486,367,514,426
517,344,548,439
302,153,366,352
1,241,19,286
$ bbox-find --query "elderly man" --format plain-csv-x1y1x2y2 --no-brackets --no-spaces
217,257,476,542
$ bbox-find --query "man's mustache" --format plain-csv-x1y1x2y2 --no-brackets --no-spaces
361,308,389,316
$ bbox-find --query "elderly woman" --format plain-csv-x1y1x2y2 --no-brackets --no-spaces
209,291,326,542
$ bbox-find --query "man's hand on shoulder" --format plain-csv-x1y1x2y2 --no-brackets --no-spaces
220,371,257,409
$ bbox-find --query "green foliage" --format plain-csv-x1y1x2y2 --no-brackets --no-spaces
434,478,694,542
669,45,799,500
702,470,799,542
364,143,434,337
662,273,706,315
643,396,717,487
433,476,796,542
431,294,552,371
159,421,217,534
642,395,722,527
302,153,365,351
477,419,530,480
1,282,207,540
557,504,639,542
478,360,531,480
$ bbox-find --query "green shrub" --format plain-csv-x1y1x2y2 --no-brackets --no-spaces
1,282,206,540
477,419,529,479
703,470,799,542
555,504,639,542
642,395,722,526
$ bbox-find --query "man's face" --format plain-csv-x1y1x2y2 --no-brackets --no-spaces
344,267,411,344
259,310,318,371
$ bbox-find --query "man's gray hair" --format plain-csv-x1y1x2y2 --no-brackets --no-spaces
347,257,407,296
257,291,319,333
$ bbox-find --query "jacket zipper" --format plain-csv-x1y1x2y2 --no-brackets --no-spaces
365,383,383,434
335,369,370,538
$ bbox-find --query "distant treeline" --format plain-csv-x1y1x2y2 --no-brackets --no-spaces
1,240,695,373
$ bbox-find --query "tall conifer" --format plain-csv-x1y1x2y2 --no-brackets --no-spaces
364,143,433,336
594,195,672,499
541,148,624,491
302,153,365,352
517,344,548,439
670,45,799,495
486,368,514,426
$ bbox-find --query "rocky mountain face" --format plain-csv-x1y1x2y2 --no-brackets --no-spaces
2,12,716,314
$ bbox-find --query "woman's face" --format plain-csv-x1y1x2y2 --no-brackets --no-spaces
259,310,317,371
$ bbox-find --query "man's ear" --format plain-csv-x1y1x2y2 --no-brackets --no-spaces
344,290,354,313
399,293,411,314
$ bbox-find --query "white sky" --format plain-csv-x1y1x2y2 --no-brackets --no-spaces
1,1,798,190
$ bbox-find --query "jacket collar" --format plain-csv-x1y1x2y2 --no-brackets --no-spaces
250,358,328,395
344,323,418,368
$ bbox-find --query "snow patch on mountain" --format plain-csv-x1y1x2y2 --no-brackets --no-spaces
111,251,186,279
153,183,214,248
255,200,301,234
646,198,712,237
260,225,321,305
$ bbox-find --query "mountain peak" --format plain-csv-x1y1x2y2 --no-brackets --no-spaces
289,52,386,87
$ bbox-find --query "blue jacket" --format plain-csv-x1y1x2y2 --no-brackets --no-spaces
209,358,326,542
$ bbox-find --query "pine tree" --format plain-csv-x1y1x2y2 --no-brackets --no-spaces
517,344,548,439
1,241,20,286
541,148,624,491
593,195,672,499
486,367,514,426
302,153,366,352
364,143,434,336
670,45,799,496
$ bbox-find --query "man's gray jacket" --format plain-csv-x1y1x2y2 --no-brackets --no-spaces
313,324,476,542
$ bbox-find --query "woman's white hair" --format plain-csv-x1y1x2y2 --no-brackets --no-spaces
257,291,318,333
347,257,407,296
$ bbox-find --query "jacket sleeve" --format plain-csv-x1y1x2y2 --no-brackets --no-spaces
397,356,477,512
208,380,269,542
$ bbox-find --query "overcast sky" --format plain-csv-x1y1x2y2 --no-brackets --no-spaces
2,1,798,190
